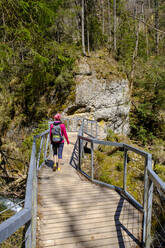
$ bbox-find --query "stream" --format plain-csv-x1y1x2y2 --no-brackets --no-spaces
0,196,23,213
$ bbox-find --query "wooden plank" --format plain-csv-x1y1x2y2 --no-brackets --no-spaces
38,192,120,200
39,231,141,247
39,226,141,240
38,184,119,191
38,240,140,248
39,204,141,220
39,211,141,223
38,199,134,210
39,197,121,206
38,204,139,216
39,220,142,234
38,189,125,198
38,189,119,196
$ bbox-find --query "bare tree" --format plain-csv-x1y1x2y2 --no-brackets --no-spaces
154,0,159,54
2,10,6,42
102,0,105,34
113,0,117,51
130,3,140,90
82,0,86,55
148,0,151,8
145,26,149,57
108,0,112,46
141,1,145,32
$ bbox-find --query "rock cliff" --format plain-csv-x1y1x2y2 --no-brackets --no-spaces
64,54,130,135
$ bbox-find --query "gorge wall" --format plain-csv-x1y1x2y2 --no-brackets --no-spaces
64,54,130,135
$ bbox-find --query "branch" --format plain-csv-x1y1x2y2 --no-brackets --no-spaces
128,14,165,35
131,100,139,111
1,150,24,163
1,176,26,192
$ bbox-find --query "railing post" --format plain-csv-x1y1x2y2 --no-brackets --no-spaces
78,137,81,170
76,118,78,131
143,154,153,248
25,221,32,248
72,118,75,132
143,156,148,245
43,135,45,162
45,133,49,160
123,147,128,191
81,120,84,158
36,137,44,169
145,178,153,248
75,118,77,131
25,137,36,248
96,122,98,138
91,141,94,181
32,147,37,248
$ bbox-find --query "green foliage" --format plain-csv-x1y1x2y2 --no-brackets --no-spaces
88,16,106,50
106,128,119,142
95,131,147,204
0,44,13,73
154,164,165,181
95,149,124,187
21,120,48,162
0,0,79,127
117,12,136,62
0,202,25,247
116,162,123,171
130,56,165,144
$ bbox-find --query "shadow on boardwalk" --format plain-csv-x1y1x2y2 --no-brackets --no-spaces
37,134,142,247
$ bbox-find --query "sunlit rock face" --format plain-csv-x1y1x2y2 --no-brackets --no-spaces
64,58,130,135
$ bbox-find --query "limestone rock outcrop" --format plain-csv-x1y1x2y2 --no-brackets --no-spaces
64,56,130,135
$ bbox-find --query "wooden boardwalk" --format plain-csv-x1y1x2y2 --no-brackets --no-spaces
37,132,142,248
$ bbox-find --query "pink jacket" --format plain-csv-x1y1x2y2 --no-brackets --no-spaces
50,121,69,144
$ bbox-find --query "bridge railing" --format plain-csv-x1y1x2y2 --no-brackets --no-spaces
0,117,85,246
70,118,165,248
0,129,50,247
1,117,164,247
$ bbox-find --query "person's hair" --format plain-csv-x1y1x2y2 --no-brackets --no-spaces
54,113,61,120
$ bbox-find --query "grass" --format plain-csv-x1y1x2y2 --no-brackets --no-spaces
0,226,25,248
83,129,165,206
87,49,127,81
0,204,25,247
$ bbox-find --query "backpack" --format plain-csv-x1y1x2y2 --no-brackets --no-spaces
51,122,63,143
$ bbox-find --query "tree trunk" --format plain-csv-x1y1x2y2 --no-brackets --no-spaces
2,11,6,42
102,0,105,34
113,0,117,51
148,0,151,9
86,8,90,54
141,2,145,32
154,0,159,55
108,0,112,46
82,0,86,55
146,26,149,57
130,4,140,91
87,30,90,53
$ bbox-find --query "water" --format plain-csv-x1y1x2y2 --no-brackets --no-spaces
0,196,23,213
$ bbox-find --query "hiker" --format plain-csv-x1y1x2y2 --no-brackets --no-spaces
50,113,69,171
